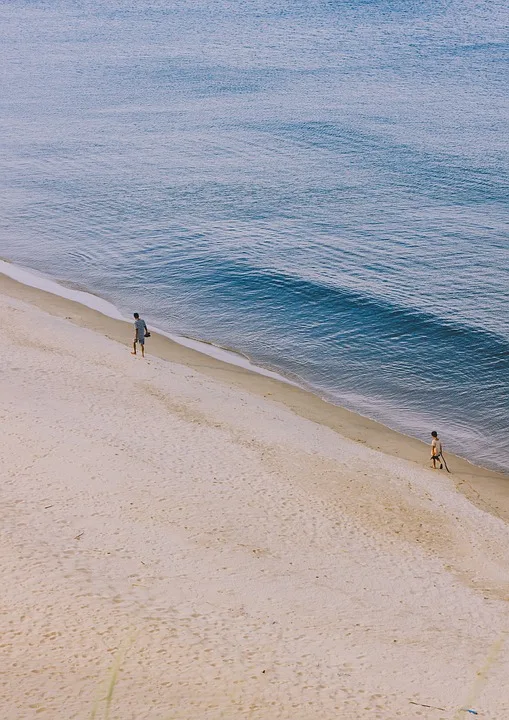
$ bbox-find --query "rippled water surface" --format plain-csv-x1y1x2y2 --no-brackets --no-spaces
1,0,508,469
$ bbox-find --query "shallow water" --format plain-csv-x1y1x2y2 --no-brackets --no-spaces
1,0,508,469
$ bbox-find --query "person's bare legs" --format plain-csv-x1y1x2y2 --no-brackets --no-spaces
431,455,443,470
131,338,145,357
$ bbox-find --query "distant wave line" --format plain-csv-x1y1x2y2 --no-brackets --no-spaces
166,257,509,356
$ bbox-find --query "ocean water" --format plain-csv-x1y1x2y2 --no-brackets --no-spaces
0,0,508,471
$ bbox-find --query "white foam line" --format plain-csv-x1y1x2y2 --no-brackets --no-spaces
0,259,124,320
154,326,298,384
0,259,296,386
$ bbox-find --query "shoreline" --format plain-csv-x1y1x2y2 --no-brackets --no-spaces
0,258,295,386
1,265,509,525
3,257,507,475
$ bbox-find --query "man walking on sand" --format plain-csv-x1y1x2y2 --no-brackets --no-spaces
430,430,444,470
132,312,149,358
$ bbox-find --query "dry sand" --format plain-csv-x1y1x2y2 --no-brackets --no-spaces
1,274,509,719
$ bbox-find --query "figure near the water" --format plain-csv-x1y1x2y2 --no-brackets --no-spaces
131,312,149,358
430,430,444,470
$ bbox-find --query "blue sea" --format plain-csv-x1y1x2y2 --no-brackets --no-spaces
1,0,508,471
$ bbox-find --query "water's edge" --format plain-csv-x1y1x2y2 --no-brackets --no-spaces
0,258,298,386
3,256,503,478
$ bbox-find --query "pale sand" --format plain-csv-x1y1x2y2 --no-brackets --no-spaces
1,276,509,719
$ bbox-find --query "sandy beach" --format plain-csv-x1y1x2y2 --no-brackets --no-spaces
1,272,509,720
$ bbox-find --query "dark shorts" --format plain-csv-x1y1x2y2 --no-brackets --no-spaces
136,335,145,345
